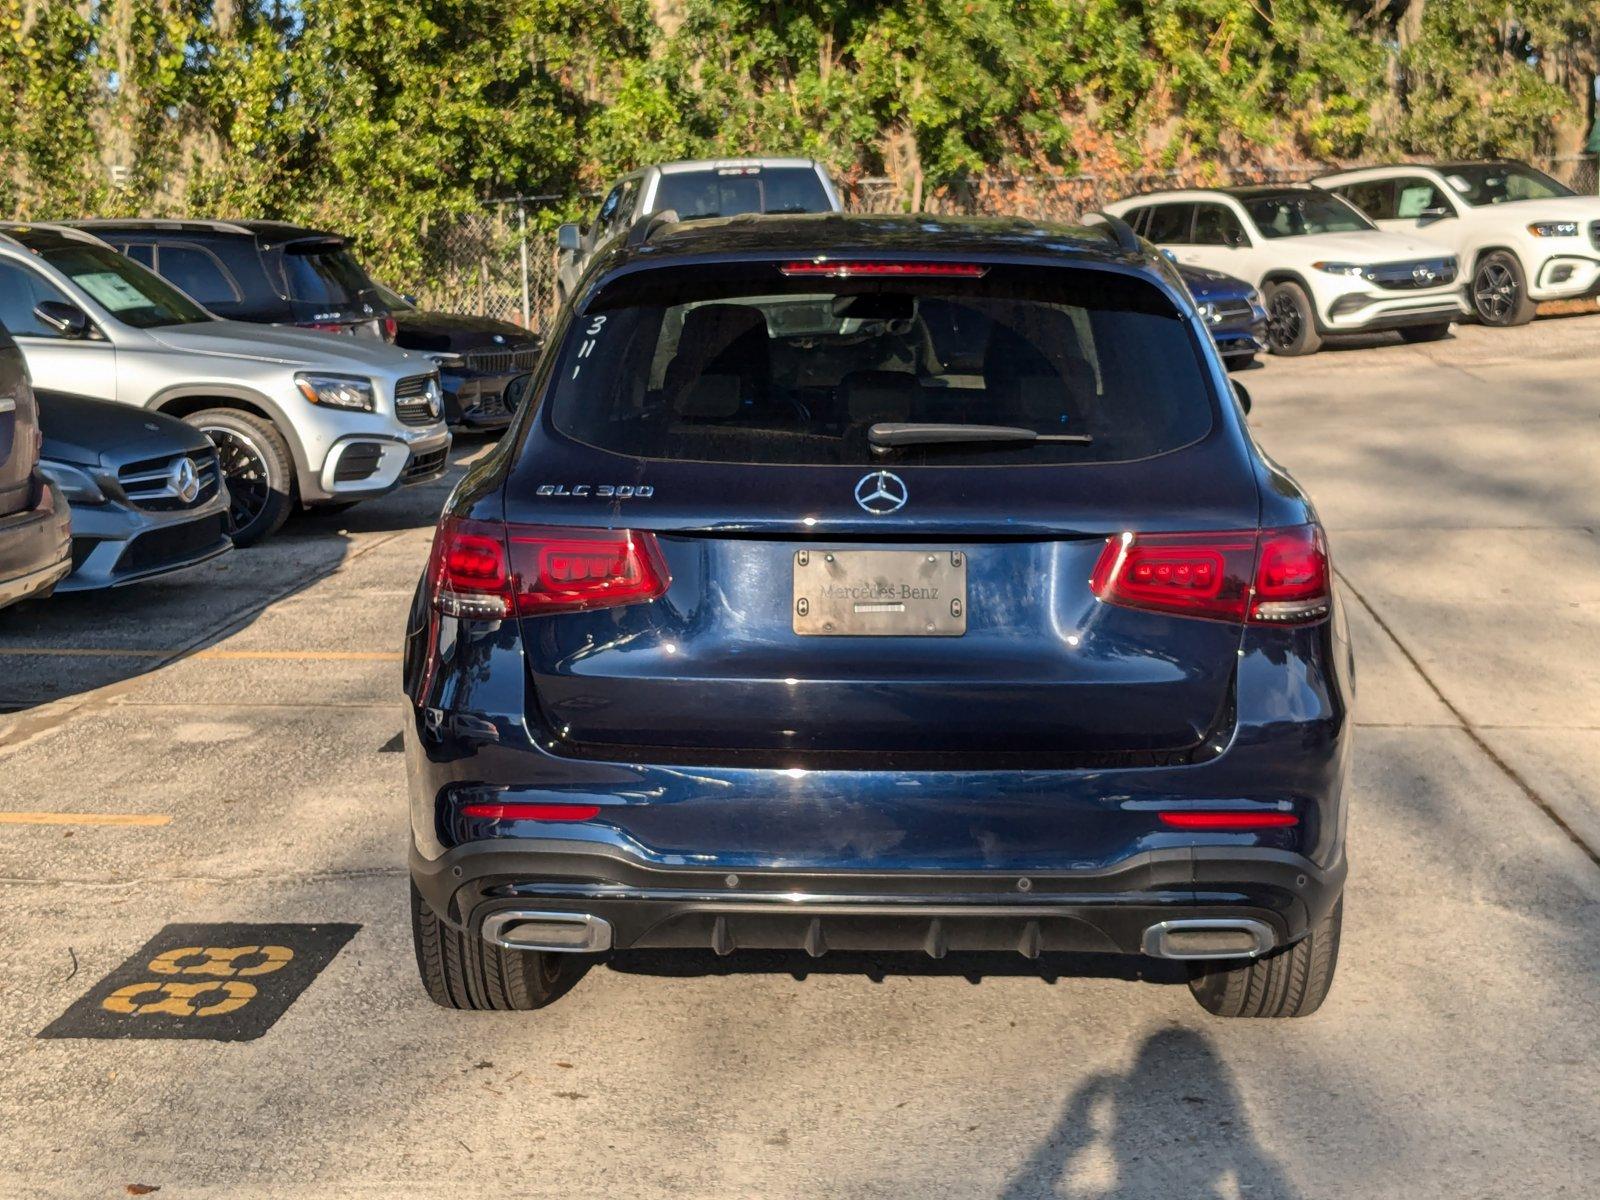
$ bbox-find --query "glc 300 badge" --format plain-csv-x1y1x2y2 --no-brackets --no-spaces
536,483,654,498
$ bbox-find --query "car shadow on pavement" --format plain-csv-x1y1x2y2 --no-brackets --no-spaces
601,947,1188,986
997,1027,1301,1200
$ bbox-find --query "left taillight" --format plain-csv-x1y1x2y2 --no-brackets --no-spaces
381,315,398,342
1090,524,1330,625
427,517,670,619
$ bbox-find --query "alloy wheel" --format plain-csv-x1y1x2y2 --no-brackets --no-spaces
201,425,273,533
1473,261,1517,324
1267,292,1303,350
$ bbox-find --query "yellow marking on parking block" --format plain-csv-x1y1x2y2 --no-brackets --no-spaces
0,811,170,827
148,945,294,978
102,980,257,1018
0,647,399,661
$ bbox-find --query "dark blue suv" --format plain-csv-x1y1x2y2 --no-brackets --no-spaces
404,213,1352,1019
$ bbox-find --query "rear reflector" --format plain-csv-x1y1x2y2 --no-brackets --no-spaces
779,260,987,278
460,802,602,821
1159,811,1299,830
427,517,670,619
1091,524,1330,625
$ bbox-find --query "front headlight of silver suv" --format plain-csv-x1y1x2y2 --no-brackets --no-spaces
295,372,376,411
1312,261,1370,278
1527,221,1580,238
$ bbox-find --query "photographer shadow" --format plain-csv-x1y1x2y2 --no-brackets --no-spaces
999,1026,1300,1200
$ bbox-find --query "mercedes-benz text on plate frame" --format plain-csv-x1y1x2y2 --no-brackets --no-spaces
855,470,907,514
793,548,967,636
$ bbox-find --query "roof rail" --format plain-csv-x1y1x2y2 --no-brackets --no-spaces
1084,209,1140,254
626,209,680,249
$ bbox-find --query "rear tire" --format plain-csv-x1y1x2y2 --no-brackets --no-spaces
1471,250,1536,327
1186,897,1342,1018
1397,322,1452,344
1264,281,1323,356
186,407,294,546
410,882,575,1011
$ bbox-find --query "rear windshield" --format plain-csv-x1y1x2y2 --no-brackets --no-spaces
654,168,832,221
263,243,376,306
545,264,1216,466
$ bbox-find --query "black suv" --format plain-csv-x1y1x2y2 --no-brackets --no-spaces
71,220,392,339
373,284,541,431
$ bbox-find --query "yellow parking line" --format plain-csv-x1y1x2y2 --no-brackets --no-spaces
0,648,399,661
0,812,171,827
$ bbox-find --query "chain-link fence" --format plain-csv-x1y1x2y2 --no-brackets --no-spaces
411,198,565,333
420,154,1600,335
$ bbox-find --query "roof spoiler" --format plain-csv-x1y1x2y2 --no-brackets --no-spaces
626,209,680,249
279,235,347,254
1083,210,1140,254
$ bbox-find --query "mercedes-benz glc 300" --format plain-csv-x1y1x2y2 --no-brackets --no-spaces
404,214,1352,1019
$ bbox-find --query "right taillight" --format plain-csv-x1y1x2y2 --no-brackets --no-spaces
1091,524,1329,625
427,517,670,619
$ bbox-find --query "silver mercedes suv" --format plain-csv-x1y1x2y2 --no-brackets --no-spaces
0,223,450,544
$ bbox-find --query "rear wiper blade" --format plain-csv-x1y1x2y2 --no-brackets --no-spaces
868,422,1093,450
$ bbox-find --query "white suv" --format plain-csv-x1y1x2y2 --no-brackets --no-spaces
1316,160,1600,328
1104,185,1468,355
0,223,450,544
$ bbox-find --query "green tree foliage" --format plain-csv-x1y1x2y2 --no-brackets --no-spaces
0,0,1594,270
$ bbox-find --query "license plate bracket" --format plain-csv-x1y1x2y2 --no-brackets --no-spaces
792,549,967,636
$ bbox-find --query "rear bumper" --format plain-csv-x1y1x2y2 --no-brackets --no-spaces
0,482,72,609
412,838,1346,959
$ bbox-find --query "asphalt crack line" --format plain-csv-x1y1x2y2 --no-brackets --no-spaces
0,529,412,758
1339,568,1600,871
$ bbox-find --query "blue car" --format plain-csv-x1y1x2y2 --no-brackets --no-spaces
404,213,1352,1019
1177,262,1268,370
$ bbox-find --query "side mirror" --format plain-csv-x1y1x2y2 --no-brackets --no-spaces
1224,227,1247,248
1417,206,1453,225
34,300,91,338
1232,380,1252,414
556,223,582,253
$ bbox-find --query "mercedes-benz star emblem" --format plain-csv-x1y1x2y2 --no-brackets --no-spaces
425,377,443,420
854,470,908,515
168,456,200,504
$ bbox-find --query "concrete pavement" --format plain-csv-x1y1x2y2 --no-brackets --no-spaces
1,321,1597,1198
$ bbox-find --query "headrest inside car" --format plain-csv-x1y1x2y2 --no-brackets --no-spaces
674,373,742,420
842,370,917,423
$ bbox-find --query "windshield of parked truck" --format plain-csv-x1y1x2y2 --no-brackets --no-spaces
42,242,212,327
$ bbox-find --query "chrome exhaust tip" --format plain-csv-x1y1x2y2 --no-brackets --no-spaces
1142,918,1276,960
481,910,613,954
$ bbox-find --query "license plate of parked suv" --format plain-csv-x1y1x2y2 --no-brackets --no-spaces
792,548,967,636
